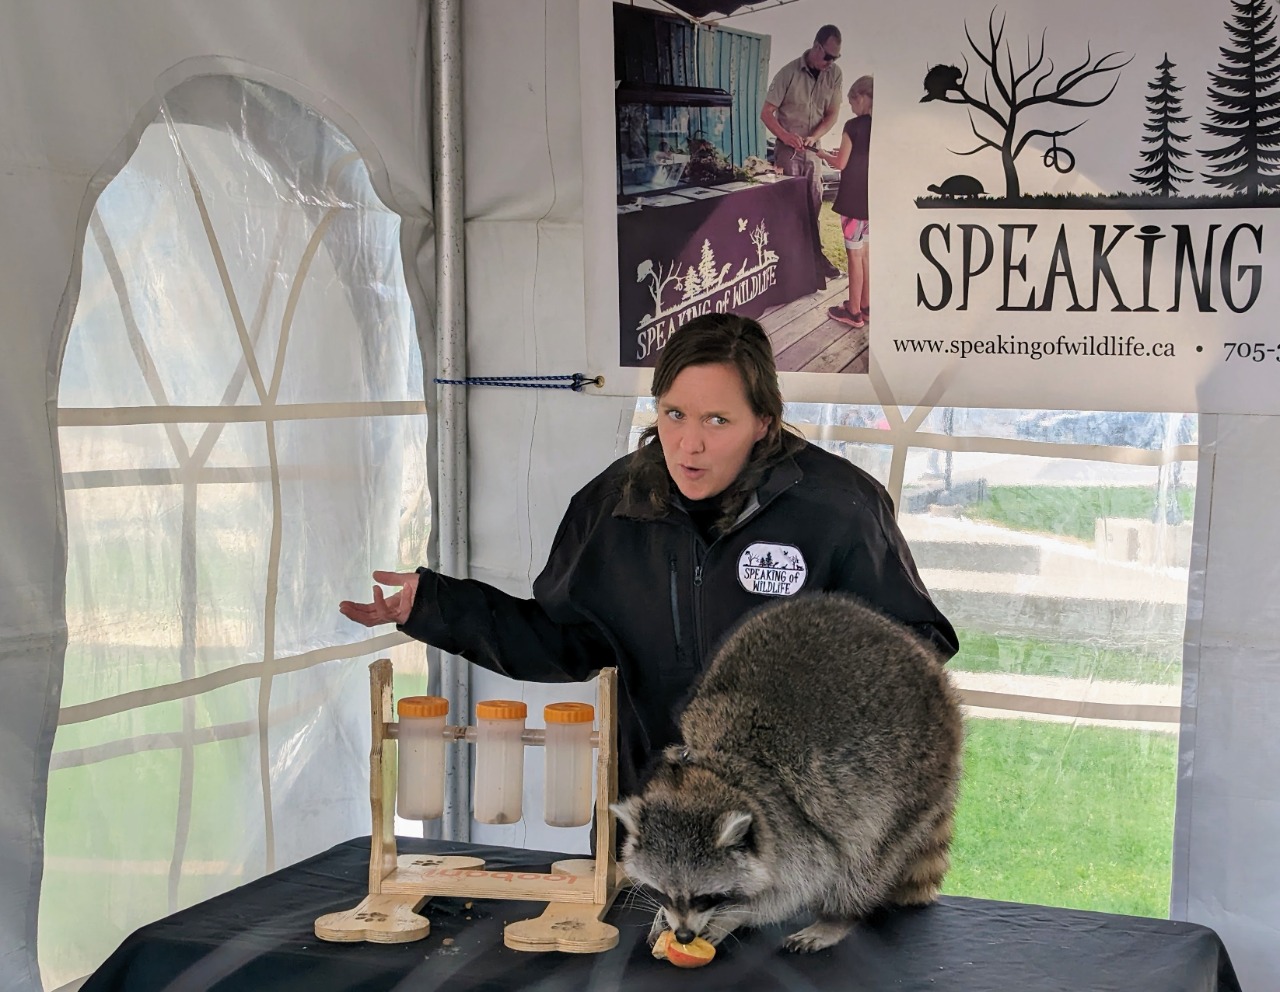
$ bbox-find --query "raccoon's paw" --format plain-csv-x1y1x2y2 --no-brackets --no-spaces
647,911,668,946
783,919,853,953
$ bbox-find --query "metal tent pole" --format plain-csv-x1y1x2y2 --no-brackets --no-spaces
430,0,471,842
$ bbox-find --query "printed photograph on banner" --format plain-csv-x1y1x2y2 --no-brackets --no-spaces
612,2,875,375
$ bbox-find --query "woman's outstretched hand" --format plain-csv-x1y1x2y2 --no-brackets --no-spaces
339,570,419,627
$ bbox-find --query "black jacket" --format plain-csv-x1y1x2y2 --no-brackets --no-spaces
400,442,957,798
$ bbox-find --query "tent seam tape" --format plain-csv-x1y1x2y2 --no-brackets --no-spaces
58,400,427,426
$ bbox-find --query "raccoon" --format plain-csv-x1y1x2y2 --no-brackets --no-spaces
611,592,964,953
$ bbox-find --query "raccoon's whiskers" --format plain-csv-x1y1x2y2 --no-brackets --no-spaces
704,920,744,948
618,886,662,916
618,888,667,938
721,905,768,919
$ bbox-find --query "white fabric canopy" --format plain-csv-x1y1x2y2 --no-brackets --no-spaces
0,1,1276,990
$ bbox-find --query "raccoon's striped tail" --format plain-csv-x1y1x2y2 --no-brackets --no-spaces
886,811,953,906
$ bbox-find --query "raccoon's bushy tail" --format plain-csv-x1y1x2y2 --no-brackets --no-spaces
886,810,953,906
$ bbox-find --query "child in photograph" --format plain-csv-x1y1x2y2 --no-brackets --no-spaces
816,76,872,329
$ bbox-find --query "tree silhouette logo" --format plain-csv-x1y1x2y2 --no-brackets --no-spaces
918,9,1129,201
917,2,1280,208
1132,54,1193,196
635,221,779,326
737,542,807,597
1201,0,1280,197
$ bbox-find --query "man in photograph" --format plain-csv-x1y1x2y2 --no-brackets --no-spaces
761,25,844,283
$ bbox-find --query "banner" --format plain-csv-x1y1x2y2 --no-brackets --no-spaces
581,0,1280,412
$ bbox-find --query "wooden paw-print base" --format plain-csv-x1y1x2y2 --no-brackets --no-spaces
314,854,486,944
314,893,433,943
502,859,619,953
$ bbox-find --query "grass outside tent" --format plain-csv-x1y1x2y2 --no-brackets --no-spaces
953,629,1181,686
960,485,1195,544
946,717,1177,918
938,483,1183,915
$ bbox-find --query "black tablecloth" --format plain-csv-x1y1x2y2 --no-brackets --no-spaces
618,178,822,368
81,837,1243,992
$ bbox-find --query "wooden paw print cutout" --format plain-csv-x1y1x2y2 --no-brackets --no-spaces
502,859,619,953
314,854,485,943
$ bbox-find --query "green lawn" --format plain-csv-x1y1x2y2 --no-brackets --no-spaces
953,628,1182,686
947,717,1177,917
962,485,1195,543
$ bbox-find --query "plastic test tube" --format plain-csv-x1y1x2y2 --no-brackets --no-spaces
543,702,596,827
396,695,449,820
473,699,528,824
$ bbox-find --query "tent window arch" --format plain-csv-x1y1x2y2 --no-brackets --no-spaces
43,75,429,988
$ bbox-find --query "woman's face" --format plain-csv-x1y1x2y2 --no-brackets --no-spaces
656,362,771,501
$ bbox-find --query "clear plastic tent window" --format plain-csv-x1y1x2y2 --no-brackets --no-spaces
43,78,429,988
635,400,1195,918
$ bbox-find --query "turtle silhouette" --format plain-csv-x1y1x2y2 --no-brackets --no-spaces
926,175,985,199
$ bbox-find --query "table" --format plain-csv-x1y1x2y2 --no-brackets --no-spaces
80,837,1243,992
617,177,822,368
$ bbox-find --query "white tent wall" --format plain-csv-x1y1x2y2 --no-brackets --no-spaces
0,3,432,989
460,0,634,853
1175,414,1280,988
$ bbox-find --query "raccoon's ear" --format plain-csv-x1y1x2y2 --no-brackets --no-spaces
610,797,643,837
715,810,754,850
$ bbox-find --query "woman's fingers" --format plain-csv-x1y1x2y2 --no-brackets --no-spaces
338,599,384,626
340,570,417,626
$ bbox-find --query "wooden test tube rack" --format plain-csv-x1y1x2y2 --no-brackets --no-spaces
314,661,623,953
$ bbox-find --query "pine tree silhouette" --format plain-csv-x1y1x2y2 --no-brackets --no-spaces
697,240,720,291
1201,0,1280,196
681,265,702,300
1132,54,1193,196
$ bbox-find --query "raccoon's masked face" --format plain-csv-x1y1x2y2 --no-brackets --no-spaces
611,763,770,944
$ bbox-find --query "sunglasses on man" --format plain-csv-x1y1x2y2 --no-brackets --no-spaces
822,49,839,62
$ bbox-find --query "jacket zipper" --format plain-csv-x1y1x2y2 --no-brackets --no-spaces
668,557,683,663
693,558,706,664
688,478,799,668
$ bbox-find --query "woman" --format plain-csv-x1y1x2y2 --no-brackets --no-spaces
340,313,956,798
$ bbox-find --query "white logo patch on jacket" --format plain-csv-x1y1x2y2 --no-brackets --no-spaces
737,542,807,596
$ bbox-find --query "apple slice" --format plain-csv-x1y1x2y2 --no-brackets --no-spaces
651,929,716,968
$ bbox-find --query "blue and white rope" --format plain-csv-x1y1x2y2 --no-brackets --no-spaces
432,373,603,391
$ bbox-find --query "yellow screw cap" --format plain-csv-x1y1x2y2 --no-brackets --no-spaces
544,702,595,724
476,699,528,720
397,695,449,718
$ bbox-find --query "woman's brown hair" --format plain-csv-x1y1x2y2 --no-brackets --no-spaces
625,312,804,533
